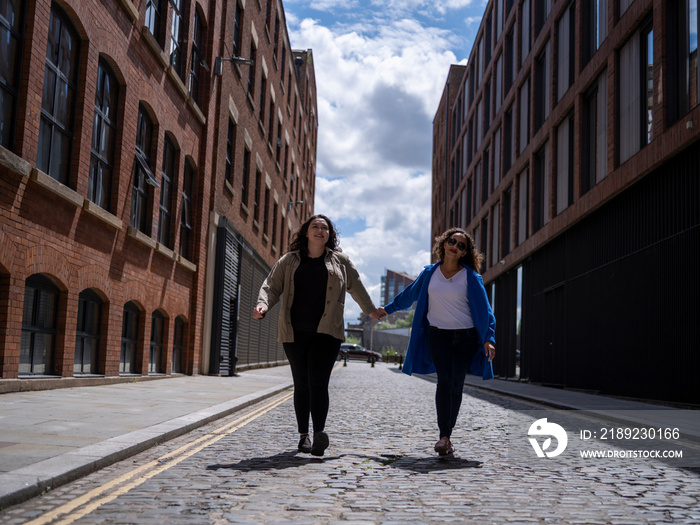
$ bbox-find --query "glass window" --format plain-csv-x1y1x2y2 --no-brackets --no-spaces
495,54,503,113
557,3,575,101
180,161,194,259
189,10,204,104
132,107,157,233
247,45,257,96
535,41,551,130
491,202,500,267
519,77,530,154
263,186,270,236
253,169,261,223
533,141,550,232
173,317,185,373
583,72,608,193
583,0,608,66
149,311,164,374
20,275,59,376
145,0,165,47
158,137,177,247
517,168,528,245
521,0,530,66
0,0,24,150
75,290,102,375
225,119,235,183
233,2,243,57
89,60,119,211
37,5,80,185
556,113,574,214
493,126,502,188
121,302,140,374
502,186,512,257
170,0,184,75
241,148,250,206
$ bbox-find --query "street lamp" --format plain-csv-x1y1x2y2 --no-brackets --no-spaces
214,56,254,76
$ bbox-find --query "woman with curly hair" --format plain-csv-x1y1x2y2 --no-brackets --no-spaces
378,228,496,457
254,215,384,456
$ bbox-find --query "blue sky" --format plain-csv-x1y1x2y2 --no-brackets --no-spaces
283,0,488,323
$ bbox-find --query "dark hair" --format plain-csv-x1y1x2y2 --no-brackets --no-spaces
288,214,339,256
433,227,484,272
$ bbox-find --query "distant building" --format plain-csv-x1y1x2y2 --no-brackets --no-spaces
432,0,699,405
379,269,416,324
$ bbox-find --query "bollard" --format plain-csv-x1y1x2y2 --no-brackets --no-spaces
398,354,403,371
371,356,375,368
343,354,347,367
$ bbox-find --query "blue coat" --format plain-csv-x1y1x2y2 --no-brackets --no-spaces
384,262,495,379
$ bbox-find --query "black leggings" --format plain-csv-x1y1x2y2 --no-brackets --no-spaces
283,331,341,434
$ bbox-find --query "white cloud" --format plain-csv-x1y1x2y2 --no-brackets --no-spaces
286,7,475,323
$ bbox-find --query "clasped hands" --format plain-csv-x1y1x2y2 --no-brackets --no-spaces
369,306,387,321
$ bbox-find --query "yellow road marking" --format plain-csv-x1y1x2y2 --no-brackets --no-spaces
26,391,293,525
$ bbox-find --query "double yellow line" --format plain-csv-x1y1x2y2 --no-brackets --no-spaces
27,391,293,525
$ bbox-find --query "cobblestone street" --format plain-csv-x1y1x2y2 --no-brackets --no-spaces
3,362,700,524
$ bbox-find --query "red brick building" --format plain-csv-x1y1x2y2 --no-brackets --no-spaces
0,0,316,388
433,0,699,404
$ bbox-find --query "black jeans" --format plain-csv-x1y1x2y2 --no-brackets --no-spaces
283,330,341,434
427,326,479,439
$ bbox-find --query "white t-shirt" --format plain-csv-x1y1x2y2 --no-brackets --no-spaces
426,267,474,330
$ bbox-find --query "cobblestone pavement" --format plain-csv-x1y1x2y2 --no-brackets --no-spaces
3,362,700,524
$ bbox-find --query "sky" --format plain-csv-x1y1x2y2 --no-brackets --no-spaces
283,0,488,324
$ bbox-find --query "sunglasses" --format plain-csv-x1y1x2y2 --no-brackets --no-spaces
447,237,467,251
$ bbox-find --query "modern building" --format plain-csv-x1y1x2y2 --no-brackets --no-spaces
379,269,416,324
432,0,699,405
0,0,316,388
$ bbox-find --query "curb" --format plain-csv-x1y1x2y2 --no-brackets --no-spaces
0,381,293,509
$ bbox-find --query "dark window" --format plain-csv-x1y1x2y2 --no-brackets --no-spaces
480,217,489,272
519,77,530,154
179,161,194,259
89,60,119,211
38,5,80,185
189,10,204,104
263,187,270,236
121,302,140,374
535,0,551,36
556,112,574,214
0,0,24,150
253,169,261,222
75,290,102,375
233,2,243,56
149,311,164,374
158,137,177,247
145,0,165,47
557,2,575,101
517,168,529,245
225,119,235,183
169,0,184,75
132,107,157,234
241,148,250,206
173,317,185,373
666,0,699,125
534,41,551,131
504,106,514,172
485,12,493,65
259,75,267,122
582,73,608,193
247,45,257,96
20,275,59,376
482,148,490,204
533,141,550,232
272,201,278,247
521,0,531,65
505,28,515,92
583,0,609,66
502,186,512,256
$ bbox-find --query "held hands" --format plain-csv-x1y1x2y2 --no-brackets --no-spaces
484,341,496,362
253,306,267,320
369,307,387,321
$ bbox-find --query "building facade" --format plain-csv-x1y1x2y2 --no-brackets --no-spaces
433,0,699,405
379,269,416,324
0,0,316,388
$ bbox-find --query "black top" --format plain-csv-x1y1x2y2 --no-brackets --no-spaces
290,254,328,332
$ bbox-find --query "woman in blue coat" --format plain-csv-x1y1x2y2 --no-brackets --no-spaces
379,228,496,456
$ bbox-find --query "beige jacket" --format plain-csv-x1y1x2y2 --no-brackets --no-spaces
256,248,376,342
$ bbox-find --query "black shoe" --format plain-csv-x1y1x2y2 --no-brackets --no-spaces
310,431,329,456
298,435,312,453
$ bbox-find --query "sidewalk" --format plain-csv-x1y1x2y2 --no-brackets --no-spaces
0,366,294,508
0,363,698,510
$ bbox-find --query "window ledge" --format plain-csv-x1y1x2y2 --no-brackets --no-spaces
247,92,256,112
0,146,31,178
187,97,206,124
224,179,235,196
168,66,189,99
141,26,169,68
177,255,197,272
127,226,157,249
240,203,250,216
30,168,83,207
156,242,177,260
83,199,122,229
271,245,277,255
258,119,266,136
253,220,260,231
262,233,269,244
117,0,139,22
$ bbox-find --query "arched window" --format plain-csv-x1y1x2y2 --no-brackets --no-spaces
75,290,103,375
179,160,194,259
121,302,140,374
20,275,59,376
149,311,165,374
132,106,158,234
37,5,80,185
173,316,185,373
0,0,25,150
88,59,120,211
